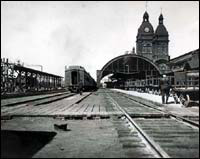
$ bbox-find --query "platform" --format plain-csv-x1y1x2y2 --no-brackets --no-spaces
112,89,199,118
1,92,122,119
1,89,199,120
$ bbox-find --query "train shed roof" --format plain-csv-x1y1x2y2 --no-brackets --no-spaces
170,49,199,64
14,65,63,78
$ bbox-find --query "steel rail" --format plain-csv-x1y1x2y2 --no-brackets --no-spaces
1,92,70,107
106,91,170,158
34,93,76,106
118,92,199,128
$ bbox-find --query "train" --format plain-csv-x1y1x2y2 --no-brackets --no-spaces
65,66,97,93
124,69,199,107
170,70,199,107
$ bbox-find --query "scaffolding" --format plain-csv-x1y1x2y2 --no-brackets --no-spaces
1,58,63,95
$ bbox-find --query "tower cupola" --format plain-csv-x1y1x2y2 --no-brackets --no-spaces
159,14,164,24
143,11,149,22
155,13,168,36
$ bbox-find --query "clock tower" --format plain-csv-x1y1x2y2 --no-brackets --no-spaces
136,11,154,60
136,11,169,64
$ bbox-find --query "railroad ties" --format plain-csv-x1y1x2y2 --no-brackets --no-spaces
1,89,199,158
105,90,199,158
1,91,120,119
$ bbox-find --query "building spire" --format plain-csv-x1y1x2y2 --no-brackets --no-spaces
143,11,149,22
145,1,148,12
159,12,164,24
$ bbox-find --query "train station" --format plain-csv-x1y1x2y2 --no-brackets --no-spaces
1,2,199,158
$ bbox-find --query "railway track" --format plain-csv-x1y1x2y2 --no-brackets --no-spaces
1,91,73,107
116,91,199,127
119,91,199,126
1,89,199,158
104,89,199,158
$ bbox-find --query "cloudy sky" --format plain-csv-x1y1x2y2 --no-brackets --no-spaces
1,1,199,80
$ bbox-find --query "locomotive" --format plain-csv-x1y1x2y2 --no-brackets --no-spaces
65,66,97,93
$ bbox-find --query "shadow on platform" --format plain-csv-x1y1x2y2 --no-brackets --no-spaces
1,130,57,158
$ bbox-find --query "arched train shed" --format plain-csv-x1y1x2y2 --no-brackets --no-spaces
97,54,162,87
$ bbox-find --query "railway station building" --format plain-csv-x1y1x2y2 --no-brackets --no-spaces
97,11,199,90
169,49,199,88
97,11,171,88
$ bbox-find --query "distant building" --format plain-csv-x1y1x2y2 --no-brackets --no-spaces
170,49,199,72
136,11,170,73
97,10,199,88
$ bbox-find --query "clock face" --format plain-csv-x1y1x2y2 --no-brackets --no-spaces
144,27,150,32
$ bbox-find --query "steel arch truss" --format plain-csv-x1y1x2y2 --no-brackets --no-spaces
97,54,161,86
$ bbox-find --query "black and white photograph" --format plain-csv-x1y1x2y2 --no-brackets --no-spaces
1,1,199,158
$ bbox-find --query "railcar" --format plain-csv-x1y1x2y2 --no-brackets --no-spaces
125,70,199,107
171,70,199,107
125,77,161,94
65,66,97,93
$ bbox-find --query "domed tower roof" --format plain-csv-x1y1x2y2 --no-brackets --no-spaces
155,14,168,36
137,11,154,36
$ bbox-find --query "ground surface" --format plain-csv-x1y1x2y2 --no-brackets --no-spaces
1,89,199,158
1,117,129,158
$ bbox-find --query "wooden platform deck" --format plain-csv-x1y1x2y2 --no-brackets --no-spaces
1,92,122,119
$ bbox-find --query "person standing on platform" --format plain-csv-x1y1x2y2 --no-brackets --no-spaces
78,80,83,95
159,75,171,104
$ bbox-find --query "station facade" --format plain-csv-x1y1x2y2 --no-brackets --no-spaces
97,11,171,87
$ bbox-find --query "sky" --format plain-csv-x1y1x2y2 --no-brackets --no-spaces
1,1,199,80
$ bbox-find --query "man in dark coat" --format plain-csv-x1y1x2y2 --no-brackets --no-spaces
78,80,83,95
159,75,171,104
